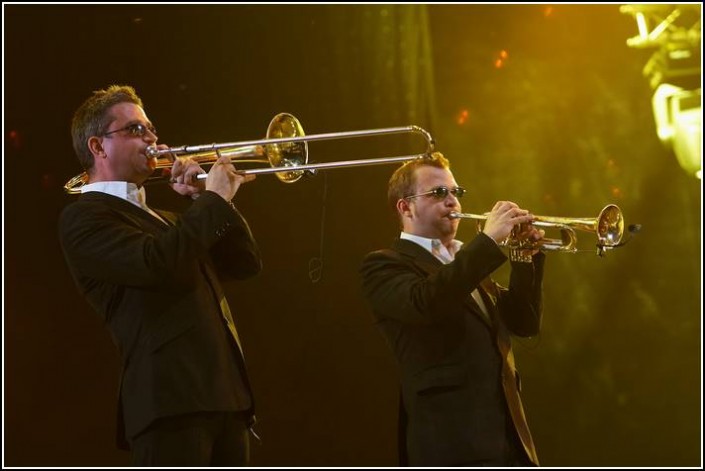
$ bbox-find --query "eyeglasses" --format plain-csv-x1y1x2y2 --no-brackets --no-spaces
405,186,467,200
102,123,157,138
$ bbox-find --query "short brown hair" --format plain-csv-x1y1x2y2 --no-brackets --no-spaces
71,85,143,172
387,151,450,219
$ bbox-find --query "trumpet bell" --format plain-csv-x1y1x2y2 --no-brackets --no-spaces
596,204,624,247
265,113,308,183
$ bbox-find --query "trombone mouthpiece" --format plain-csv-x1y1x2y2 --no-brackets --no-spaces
146,146,160,158
448,212,461,219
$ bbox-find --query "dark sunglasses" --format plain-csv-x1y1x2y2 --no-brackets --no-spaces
405,186,466,200
102,123,157,138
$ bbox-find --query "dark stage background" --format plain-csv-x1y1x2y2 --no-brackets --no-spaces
4,4,701,467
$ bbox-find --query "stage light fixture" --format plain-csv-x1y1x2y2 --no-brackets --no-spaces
621,4,702,179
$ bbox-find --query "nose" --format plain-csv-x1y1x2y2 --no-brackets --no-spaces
444,194,461,212
144,130,157,144
445,193,459,205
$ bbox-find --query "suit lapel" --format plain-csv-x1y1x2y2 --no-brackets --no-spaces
154,209,177,227
491,293,540,465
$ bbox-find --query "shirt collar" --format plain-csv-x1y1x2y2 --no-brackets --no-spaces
81,181,146,209
400,232,462,261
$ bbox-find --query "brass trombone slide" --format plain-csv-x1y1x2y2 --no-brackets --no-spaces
449,204,625,258
191,125,433,179
149,127,436,180
63,113,434,194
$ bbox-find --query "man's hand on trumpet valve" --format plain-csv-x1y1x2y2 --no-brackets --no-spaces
482,201,534,243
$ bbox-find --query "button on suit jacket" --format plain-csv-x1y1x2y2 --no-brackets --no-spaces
360,234,544,466
59,190,261,448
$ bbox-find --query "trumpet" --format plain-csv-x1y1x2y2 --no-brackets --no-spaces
64,113,435,194
449,204,625,260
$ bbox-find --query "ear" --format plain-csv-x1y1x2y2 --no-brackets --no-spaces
396,198,413,219
87,136,106,159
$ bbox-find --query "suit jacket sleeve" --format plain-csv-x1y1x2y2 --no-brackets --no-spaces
361,233,544,334
59,190,260,290
208,198,262,281
361,233,507,325
489,253,545,337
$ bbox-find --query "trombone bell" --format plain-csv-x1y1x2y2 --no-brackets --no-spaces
146,112,309,184
264,113,308,183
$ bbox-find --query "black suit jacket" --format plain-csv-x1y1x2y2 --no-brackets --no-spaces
360,234,544,466
58,190,261,447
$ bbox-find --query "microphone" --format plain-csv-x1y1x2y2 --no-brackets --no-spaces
613,224,642,248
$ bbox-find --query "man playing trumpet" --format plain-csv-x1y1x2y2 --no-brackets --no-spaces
360,152,546,467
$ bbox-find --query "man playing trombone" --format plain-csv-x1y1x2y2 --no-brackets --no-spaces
360,152,546,467
59,85,261,466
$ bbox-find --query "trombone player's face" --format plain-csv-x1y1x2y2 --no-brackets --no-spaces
398,166,462,244
89,102,159,185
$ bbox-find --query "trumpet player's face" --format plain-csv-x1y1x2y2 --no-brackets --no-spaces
95,102,158,185
404,166,461,243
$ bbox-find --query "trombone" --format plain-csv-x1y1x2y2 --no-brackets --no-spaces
449,204,625,260
64,113,435,194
